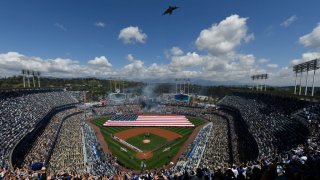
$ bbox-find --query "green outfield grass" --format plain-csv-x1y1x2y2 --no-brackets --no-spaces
92,116,205,170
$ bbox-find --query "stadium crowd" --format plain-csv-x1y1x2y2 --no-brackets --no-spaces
0,90,78,168
218,93,310,159
48,112,86,174
1,91,320,179
215,93,320,179
21,108,79,168
81,122,116,176
175,123,213,172
201,114,231,171
67,91,85,102
93,105,142,116
159,105,206,117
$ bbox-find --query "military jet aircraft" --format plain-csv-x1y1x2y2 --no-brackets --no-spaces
162,6,179,15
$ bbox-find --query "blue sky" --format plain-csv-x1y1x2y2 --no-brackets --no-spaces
0,0,320,85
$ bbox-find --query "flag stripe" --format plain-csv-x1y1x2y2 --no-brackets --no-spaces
103,115,194,127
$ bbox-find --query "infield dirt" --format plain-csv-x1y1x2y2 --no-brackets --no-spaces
114,127,182,141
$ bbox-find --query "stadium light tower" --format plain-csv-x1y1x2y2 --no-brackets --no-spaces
32,71,36,88
37,71,41,88
175,78,190,94
175,78,182,94
264,74,268,91
21,69,26,88
178,78,181,93
251,74,268,91
256,75,261,91
175,78,178,94
305,67,309,96
293,59,319,96
121,79,124,93
251,75,259,90
122,80,125,93
299,68,303,95
311,62,317,96
293,68,298,94
26,70,31,88
109,79,112,93
187,78,190,95
251,75,255,90
114,78,117,92
181,78,191,94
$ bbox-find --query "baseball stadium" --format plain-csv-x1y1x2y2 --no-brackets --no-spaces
93,114,204,170
1,0,320,179
1,84,319,180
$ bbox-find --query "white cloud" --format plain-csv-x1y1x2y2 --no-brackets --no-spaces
267,64,279,68
244,33,255,43
126,54,135,62
299,24,320,48
259,58,269,64
195,14,253,55
2,50,309,86
203,55,227,72
0,52,115,78
121,54,145,76
88,56,112,67
239,54,256,67
119,52,262,82
165,47,184,59
123,60,145,73
290,51,320,66
94,22,106,28
202,53,257,73
170,52,203,68
170,47,184,56
55,23,67,31
0,52,78,75
7,13,317,86
148,63,169,74
301,51,320,60
0,15,267,84
118,26,147,44
280,15,298,27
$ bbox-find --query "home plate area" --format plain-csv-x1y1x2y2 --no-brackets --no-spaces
113,127,182,159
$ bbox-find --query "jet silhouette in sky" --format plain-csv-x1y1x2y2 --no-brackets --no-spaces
162,6,179,15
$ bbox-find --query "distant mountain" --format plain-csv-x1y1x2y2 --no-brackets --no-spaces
140,77,246,86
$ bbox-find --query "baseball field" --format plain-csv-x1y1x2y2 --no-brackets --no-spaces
93,116,204,170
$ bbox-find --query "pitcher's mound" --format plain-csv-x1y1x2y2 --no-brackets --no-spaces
143,139,150,144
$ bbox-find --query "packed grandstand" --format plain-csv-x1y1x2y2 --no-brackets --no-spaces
0,89,319,180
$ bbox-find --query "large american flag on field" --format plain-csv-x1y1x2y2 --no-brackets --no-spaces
103,115,194,127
